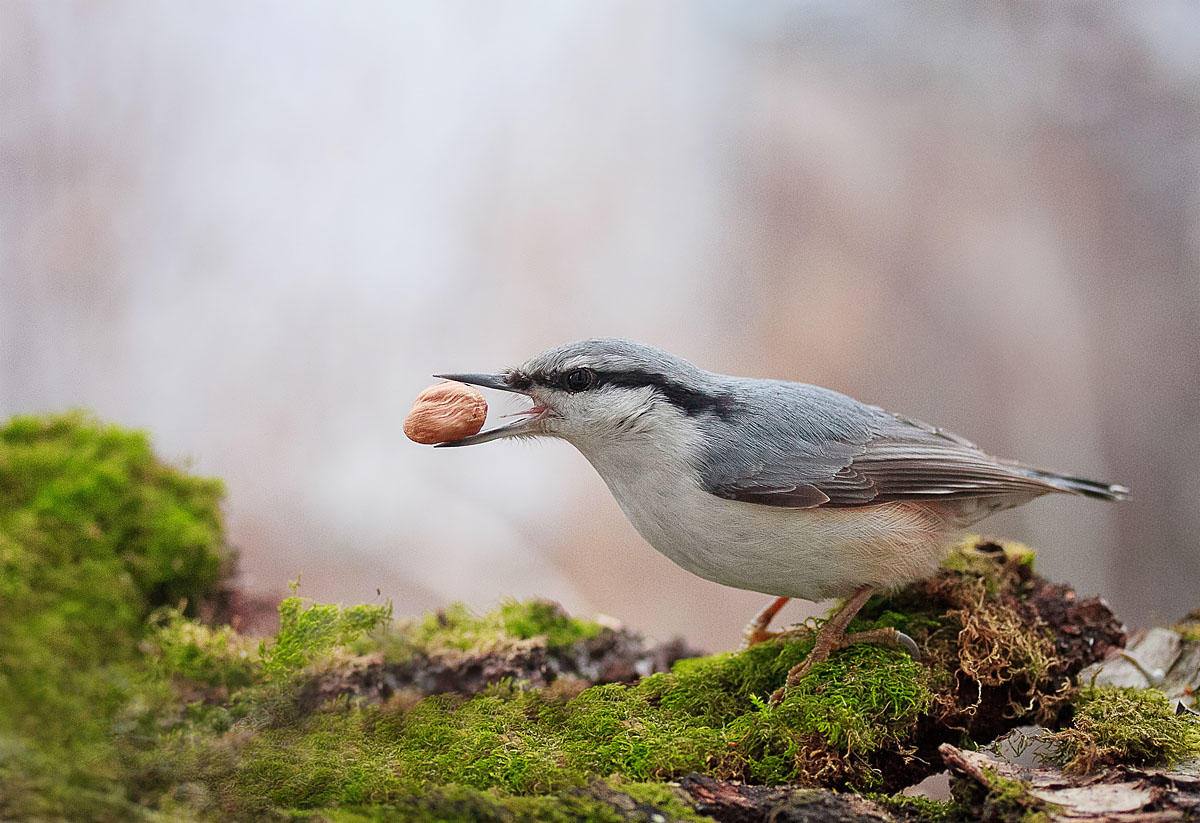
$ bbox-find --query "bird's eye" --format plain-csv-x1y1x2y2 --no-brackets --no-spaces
563,368,595,393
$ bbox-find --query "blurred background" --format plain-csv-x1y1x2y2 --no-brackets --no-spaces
3,1,1198,650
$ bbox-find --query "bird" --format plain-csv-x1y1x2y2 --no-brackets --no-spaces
433,338,1128,689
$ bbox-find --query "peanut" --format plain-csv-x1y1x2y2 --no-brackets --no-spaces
404,382,488,444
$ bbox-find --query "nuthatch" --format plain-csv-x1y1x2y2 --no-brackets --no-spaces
436,338,1128,687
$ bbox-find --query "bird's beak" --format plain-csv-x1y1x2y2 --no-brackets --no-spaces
431,372,547,447
432,373,517,393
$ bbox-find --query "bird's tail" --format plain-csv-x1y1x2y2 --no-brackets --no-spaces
1018,468,1130,501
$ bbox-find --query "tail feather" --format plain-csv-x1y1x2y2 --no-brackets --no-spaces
1021,468,1130,501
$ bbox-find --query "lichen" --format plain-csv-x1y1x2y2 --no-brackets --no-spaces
1043,685,1200,774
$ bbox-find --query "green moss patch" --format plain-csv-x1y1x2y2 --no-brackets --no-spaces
1044,685,1200,774
145,612,930,816
286,779,710,823
859,537,1071,730
0,412,229,821
389,599,605,656
151,607,260,690
723,644,932,786
871,793,969,823
118,536,1106,815
952,767,1054,823
263,591,393,678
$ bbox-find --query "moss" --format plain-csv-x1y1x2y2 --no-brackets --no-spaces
195,680,712,810
151,680,723,816
639,633,817,724
870,793,969,823
947,580,1057,700
0,411,227,620
262,592,392,679
956,768,1053,823
1044,685,1200,774
547,683,725,783
607,779,711,822
393,599,604,655
0,412,228,822
768,644,932,752
941,538,1035,578
300,790,631,823
292,780,706,823
859,536,1065,726
150,607,260,690
725,644,932,787
149,593,391,686
152,606,932,816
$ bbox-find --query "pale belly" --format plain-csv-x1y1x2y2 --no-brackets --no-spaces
600,472,957,602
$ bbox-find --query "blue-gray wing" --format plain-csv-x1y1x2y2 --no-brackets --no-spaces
697,380,1069,509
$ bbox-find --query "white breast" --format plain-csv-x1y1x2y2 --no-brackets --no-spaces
570,413,957,602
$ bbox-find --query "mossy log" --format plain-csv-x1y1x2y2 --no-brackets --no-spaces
297,616,702,711
281,540,1123,794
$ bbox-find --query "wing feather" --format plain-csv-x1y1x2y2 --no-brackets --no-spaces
698,383,1063,509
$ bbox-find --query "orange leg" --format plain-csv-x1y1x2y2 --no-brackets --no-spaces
741,596,791,648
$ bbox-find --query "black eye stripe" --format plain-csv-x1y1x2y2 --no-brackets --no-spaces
523,367,739,420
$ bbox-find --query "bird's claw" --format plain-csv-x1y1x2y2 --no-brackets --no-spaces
841,626,922,661
741,596,791,650
740,627,779,650
768,626,921,707
896,630,921,661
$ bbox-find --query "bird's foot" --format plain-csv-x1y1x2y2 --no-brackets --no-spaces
767,624,920,706
742,626,779,647
740,596,791,650
842,626,922,661
766,624,839,705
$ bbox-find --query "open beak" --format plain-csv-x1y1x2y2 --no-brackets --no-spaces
431,372,548,447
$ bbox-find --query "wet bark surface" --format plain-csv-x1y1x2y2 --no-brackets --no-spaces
675,774,895,823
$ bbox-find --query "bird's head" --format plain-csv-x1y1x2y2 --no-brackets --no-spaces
435,338,731,451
